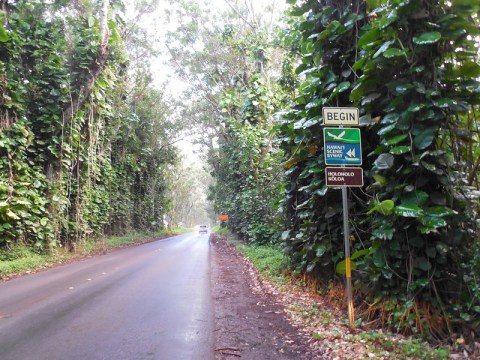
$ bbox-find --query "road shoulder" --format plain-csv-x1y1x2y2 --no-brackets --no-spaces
210,234,321,359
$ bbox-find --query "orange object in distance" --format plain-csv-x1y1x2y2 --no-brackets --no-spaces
218,214,229,221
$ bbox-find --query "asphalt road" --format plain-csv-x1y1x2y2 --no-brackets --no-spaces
0,232,214,360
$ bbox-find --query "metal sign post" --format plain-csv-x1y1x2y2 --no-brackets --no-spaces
342,186,355,329
322,107,361,330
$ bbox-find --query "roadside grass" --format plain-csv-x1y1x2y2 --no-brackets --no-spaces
234,238,452,360
0,245,73,279
212,225,230,236
237,244,288,285
0,227,192,280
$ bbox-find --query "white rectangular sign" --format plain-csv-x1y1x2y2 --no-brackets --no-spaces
323,107,359,126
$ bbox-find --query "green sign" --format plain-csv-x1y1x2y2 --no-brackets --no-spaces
324,128,362,166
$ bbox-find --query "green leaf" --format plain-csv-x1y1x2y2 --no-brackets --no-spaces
401,191,428,206
377,124,395,136
40,217,49,226
351,249,370,260
419,216,447,232
457,61,480,78
372,251,386,267
0,25,9,42
426,206,455,217
372,174,387,185
374,153,394,169
315,243,328,257
413,32,441,45
376,10,398,29
373,41,393,58
384,134,408,146
413,128,436,149
434,98,457,108
383,48,405,58
395,204,424,218
336,259,357,275
368,200,395,216
390,146,410,155
358,28,381,47
372,225,394,240
6,209,20,220
332,81,350,96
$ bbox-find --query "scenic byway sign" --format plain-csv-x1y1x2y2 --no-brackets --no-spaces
322,107,359,126
325,167,364,187
324,128,362,166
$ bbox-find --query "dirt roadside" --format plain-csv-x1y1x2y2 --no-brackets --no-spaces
210,233,325,360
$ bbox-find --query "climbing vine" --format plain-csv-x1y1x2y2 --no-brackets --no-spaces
0,1,178,251
279,0,480,338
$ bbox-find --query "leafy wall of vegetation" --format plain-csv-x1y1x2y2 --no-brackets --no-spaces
0,1,177,251
278,0,479,338
165,1,285,244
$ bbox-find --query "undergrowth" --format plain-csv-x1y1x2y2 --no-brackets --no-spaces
237,244,288,285
236,238,456,359
212,225,230,237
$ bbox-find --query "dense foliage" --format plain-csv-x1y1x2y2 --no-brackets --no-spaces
0,0,178,251
1,0,478,342
166,0,284,243
278,0,480,338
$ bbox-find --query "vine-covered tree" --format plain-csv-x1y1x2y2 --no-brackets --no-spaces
0,0,179,250
165,0,285,243
279,0,479,338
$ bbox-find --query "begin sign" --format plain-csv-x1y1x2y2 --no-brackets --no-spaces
325,167,363,187
323,107,359,126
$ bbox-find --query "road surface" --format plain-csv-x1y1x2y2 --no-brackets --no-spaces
0,232,214,360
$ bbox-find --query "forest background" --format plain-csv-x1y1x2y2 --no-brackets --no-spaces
0,0,479,345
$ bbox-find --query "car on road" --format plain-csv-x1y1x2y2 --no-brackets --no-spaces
199,225,208,234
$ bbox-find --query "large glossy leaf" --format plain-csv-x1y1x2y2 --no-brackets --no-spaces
384,134,408,146
434,98,457,108
383,48,405,58
419,215,447,232
413,31,441,45
377,124,395,135
358,28,381,47
373,41,393,58
331,81,350,97
394,203,424,218
372,224,394,240
390,146,411,155
426,206,455,217
401,190,428,206
376,10,398,29
374,153,394,169
413,127,436,149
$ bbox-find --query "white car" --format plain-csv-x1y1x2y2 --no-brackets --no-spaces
199,225,208,234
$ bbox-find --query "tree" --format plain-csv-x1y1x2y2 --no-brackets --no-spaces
0,0,180,250
279,0,479,337
165,0,286,243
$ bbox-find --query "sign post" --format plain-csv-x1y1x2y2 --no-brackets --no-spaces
322,107,361,330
